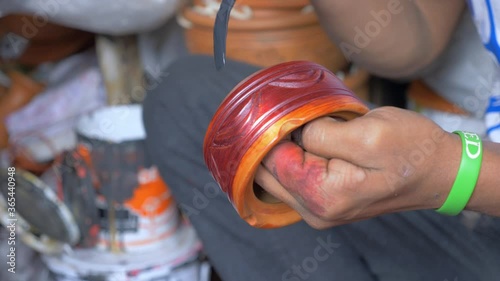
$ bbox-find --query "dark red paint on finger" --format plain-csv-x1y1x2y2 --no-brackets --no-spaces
264,141,329,215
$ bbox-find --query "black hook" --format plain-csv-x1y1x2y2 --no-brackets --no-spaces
213,0,235,70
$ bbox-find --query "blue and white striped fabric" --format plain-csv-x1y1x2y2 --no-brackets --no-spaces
469,0,500,142
486,95,500,141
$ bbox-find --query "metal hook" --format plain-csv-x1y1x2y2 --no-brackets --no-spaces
213,0,235,70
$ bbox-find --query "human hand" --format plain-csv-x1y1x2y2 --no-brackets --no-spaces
257,106,463,229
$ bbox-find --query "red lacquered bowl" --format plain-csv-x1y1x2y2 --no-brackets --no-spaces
203,61,369,228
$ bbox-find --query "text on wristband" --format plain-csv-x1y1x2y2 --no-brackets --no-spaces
463,132,481,159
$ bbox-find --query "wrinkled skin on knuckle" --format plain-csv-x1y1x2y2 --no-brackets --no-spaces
326,159,367,191
298,160,365,218
305,162,368,222
291,161,332,216
267,142,331,215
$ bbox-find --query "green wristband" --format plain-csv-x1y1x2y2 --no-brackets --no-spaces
436,131,483,215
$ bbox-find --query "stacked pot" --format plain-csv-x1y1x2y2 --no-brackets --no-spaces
179,0,348,71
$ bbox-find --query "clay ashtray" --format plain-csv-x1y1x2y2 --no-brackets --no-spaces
204,61,368,228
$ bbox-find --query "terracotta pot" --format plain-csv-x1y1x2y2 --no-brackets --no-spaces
11,151,53,176
340,66,371,102
203,61,369,228
407,80,468,115
180,1,348,71
0,71,45,150
183,5,318,30
193,0,310,9
0,85,6,97
0,14,94,66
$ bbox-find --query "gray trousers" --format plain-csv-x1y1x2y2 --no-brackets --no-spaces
142,55,500,281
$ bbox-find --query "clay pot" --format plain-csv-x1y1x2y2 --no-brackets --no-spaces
0,71,45,150
0,85,6,97
193,0,310,9
1,71,49,175
203,61,369,228
340,66,371,102
180,1,348,71
407,80,468,115
0,14,94,66
11,152,53,176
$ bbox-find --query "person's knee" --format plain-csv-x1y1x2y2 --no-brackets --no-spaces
161,54,215,84
144,55,213,105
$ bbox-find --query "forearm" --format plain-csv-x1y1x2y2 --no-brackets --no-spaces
426,133,500,216
311,0,465,78
466,141,500,216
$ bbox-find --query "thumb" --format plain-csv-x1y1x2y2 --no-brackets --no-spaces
297,116,375,166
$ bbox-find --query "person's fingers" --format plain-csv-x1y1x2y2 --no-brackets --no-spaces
254,164,298,207
298,116,381,167
261,141,332,216
261,140,367,216
254,164,313,217
255,162,341,229
256,163,394,229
